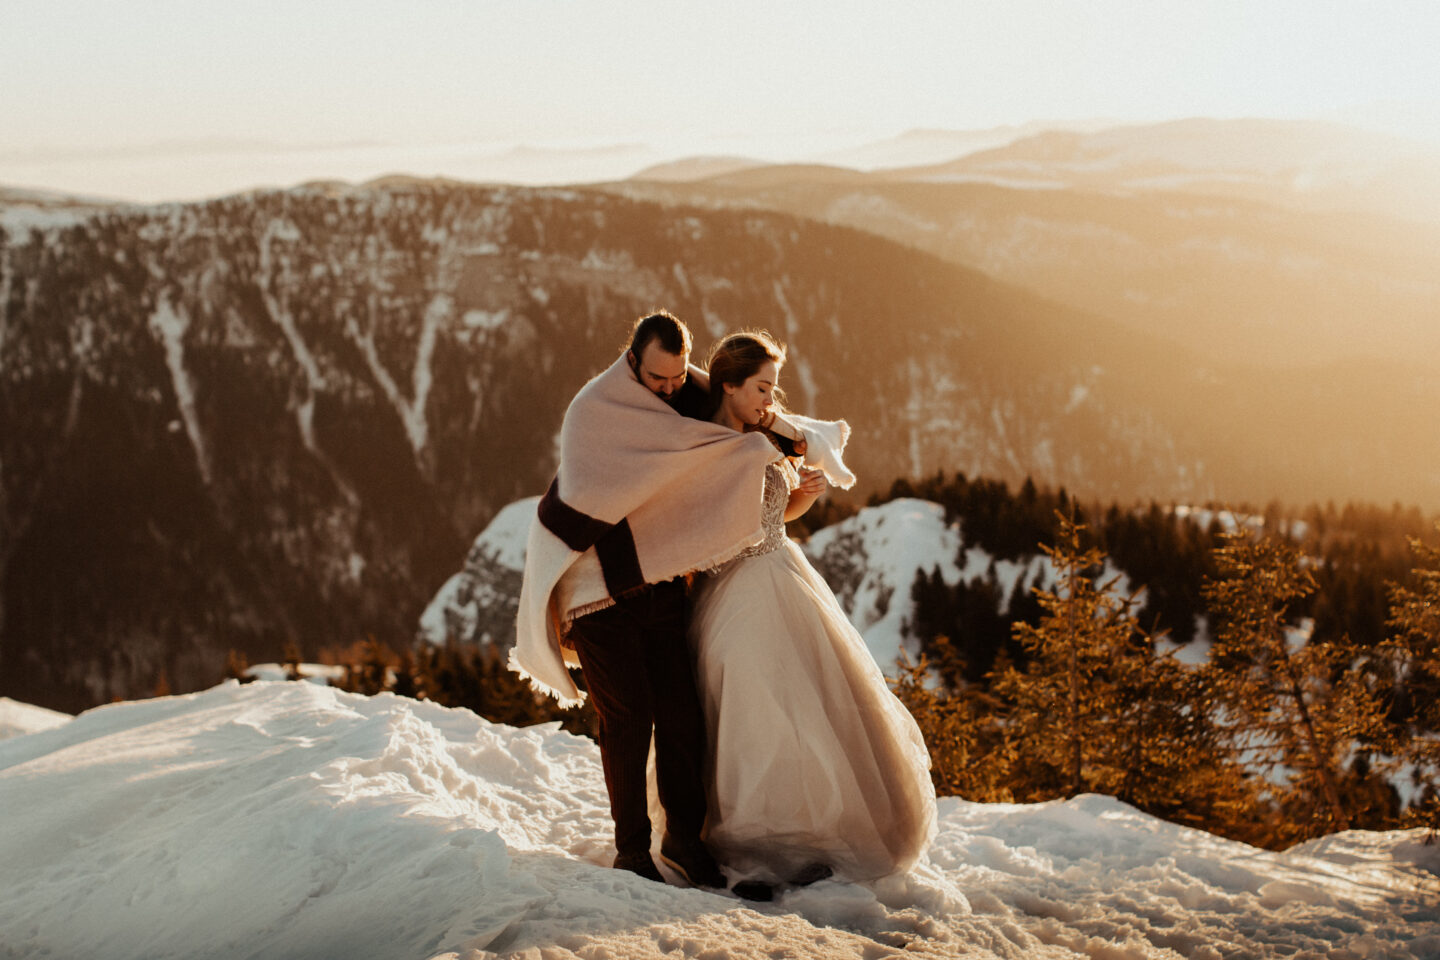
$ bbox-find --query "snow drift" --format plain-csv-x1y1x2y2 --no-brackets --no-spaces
0,697,71,741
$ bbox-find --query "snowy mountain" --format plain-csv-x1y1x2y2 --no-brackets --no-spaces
420,497,535,649
803,499,967,669
895,118,1440,219
805,123,1109,171
1,680,1435,959
803,497,1146,670
627,156,768,182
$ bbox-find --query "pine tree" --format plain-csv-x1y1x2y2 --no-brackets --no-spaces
391,648,421,699
281,641,304,682
343,638,394,696
1382,522,1440,831
1201,529,1388,838
224,648,253,683
995,513,1158,798
992,512,1254,828
890,655,1016,802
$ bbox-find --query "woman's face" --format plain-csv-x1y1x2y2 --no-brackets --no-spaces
722,359,779,426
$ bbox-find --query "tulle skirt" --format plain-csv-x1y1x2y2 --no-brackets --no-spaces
688,540,937,883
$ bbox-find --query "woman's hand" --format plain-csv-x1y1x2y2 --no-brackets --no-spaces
784,467,827,522
796,467,827,496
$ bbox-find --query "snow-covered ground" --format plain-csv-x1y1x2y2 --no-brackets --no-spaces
2,681,1436,959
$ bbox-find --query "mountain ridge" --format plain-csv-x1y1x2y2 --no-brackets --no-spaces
607,124,1440,373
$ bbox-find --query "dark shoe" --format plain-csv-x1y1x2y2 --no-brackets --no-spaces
732,880,775,902
658,835,727,889
788,863,833,886
613,850,663,883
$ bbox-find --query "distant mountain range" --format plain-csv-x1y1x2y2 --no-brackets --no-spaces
892,118,1440,206
3,117,1437,710
810,122,1118,171
617,118,1440,372
636,118,1440,219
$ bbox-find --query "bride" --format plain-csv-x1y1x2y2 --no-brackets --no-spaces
688,330,936,896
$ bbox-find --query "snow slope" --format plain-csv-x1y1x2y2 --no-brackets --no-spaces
803,498,966,670
788,497,1133,675
2,682,1436,959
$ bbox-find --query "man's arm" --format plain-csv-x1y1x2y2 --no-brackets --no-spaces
766,411,807,459
672,378,711,421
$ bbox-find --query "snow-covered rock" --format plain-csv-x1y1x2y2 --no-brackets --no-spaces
1,682,1436,959
419,497,535,649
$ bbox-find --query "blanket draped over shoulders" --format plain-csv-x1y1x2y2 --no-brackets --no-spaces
511,353,782,705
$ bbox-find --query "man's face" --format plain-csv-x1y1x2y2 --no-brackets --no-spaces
631,341,688,404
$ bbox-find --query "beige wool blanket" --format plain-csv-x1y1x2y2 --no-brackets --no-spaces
511,353,782,705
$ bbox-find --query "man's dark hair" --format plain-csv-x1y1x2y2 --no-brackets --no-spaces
628,310,692,358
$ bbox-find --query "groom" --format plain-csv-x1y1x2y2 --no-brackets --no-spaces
512,311,781,887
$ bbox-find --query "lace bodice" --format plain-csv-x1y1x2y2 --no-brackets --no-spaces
728,460,797,563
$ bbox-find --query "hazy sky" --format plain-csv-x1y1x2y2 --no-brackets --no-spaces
4,0,1440,201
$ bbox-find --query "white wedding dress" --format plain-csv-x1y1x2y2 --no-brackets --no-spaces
688,460,937,883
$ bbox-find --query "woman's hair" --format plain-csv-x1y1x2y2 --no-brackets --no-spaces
704,330,787,421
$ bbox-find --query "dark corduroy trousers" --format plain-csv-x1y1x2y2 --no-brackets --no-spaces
566,578,710,858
